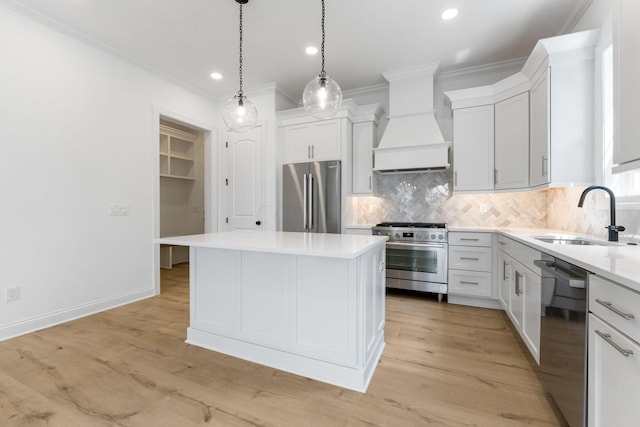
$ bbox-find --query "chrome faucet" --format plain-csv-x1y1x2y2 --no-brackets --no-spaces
577,185,626,242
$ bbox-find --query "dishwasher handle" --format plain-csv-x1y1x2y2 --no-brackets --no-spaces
533,259,587,289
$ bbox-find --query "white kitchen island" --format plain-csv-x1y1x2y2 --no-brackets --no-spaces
156,231,388,392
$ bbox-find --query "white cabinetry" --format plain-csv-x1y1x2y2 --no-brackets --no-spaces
452,106,494,191
186,239,386,392
351,104,382,195
495,92,529,190
448,232,497,307
446,74,529,192
282,119,343,163
588,275,640,426
613,0,640,172
497,235,542,363
524,30,598,188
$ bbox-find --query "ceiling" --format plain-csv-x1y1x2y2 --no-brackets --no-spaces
4,0,590,101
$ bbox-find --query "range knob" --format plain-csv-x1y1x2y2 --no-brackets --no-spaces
438,234,444,240
395,233,400,239
430,234,436,240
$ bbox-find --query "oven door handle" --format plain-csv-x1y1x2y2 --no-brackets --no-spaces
386,242,446,250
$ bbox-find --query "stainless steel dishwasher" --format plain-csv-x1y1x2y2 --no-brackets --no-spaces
534,256,589,427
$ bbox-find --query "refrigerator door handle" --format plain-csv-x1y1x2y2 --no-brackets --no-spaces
308,173,314,231
303,173,308,230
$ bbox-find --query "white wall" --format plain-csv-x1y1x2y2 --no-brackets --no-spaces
0,5,218,340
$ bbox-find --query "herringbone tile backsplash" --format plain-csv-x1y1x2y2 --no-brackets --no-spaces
345,173,640,241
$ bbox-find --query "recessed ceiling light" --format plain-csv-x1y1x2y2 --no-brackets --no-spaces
210,72,222,80
305,46,318,55
441,8,459,20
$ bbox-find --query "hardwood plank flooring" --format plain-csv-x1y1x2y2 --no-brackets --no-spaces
0,263,566,426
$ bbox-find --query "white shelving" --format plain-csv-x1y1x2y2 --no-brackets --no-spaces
159,124,196,180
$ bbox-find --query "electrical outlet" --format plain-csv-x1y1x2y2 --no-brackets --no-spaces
5,286,19,302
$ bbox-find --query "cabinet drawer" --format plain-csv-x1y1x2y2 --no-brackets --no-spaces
449,270,493,297
449,246,492,272
449,232,492,247
590,275,640,343
497,235,542,273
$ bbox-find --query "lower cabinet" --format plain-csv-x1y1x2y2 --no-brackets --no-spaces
498,235,542,364
588,274,640,426
448,232,496,307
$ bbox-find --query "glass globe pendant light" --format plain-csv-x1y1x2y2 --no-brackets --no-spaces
223,0,258,133
303,0,343,119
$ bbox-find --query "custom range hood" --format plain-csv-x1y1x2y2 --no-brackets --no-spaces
373,63,451,174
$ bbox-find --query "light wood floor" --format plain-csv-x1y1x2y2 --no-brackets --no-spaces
0,263,566,426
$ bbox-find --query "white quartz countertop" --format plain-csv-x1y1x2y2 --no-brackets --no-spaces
157,230,388,259
450,226,640,292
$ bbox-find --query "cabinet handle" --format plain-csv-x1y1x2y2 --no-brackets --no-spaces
460,281,479,285
308,145,311,159
311,145,314,158
460,238,479,241
542,156,548,176
460,257,480,261
595,330,634,357
454,171,458,186
494,168,498,185
369,176,372,190
515,271,522,296
596,299,636,320
503,260,509,281
498,241,505,245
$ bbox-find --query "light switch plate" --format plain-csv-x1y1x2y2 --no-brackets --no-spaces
108,203,129,216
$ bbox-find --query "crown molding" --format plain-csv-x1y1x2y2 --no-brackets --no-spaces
438,57,527,83
557,0,594,34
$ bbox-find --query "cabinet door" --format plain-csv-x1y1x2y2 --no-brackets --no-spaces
310,119,342,161
588,314,640,427
521,266,541,364
498,251,512,310
509,264,524,331
352,121,375,194
530,69,550,186
495,92,529,190
453,105,495,191
283,124,311,164
613,0,640,171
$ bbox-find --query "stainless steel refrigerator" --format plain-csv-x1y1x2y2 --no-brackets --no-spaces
282,160,341,233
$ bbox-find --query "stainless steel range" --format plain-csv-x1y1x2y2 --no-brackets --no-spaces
372,222,448,302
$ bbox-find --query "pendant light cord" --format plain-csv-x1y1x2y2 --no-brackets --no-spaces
238,3,244,96
320,0,326,78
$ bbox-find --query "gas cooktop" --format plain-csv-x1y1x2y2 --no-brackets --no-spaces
372,222,448,243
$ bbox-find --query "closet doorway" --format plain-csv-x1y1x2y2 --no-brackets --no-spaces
159,119,205,272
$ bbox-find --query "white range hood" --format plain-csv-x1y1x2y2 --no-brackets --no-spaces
373,63,451,174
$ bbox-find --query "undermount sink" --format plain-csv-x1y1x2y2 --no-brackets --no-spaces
534,237,606,246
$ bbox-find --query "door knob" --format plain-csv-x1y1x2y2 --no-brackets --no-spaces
255,220,261,226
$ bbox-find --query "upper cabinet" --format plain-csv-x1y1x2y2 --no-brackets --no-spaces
446,73,530,192
523,29,599,188
613,0,640,172
446,29,599,193
351,104,382,195
452,104,495,191
278,101,357,165
495,92,530,190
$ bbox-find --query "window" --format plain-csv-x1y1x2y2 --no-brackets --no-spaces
601,43,640,205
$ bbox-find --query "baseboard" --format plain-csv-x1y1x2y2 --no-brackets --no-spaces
447,294,502,310
0,288,155,342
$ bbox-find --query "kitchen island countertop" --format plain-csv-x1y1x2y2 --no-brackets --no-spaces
157,230,388,259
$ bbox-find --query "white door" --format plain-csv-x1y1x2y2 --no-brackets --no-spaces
226,125,264,230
